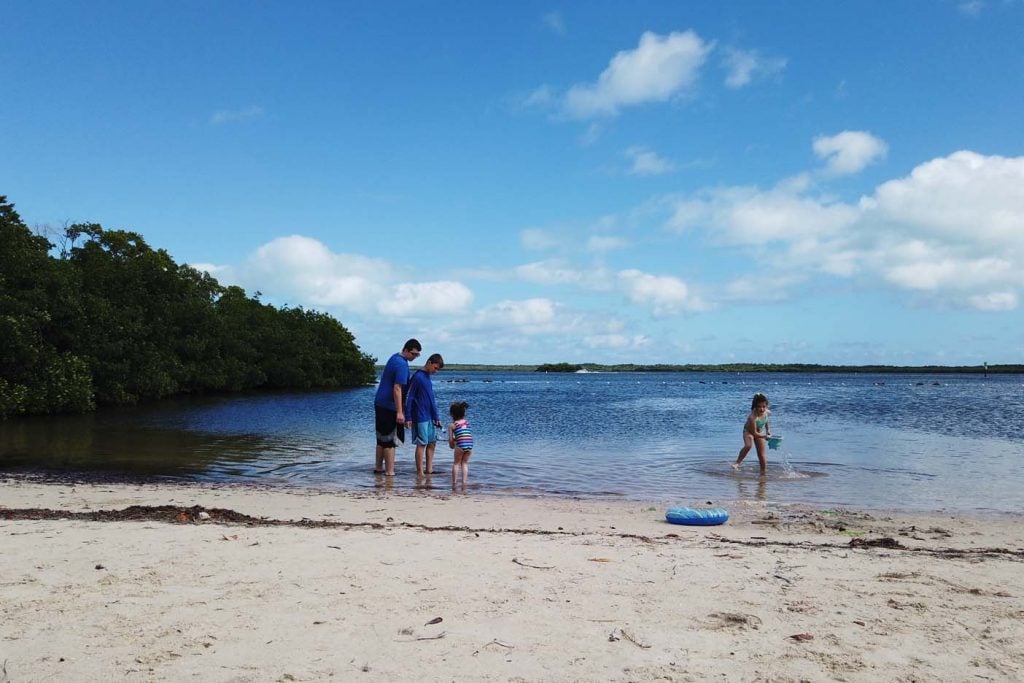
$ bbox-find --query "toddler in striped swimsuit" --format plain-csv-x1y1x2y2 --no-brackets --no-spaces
446,400,474,489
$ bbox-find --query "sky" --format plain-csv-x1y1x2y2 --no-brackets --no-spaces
3,1,1024,366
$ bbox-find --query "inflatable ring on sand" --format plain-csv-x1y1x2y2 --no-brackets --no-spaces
665,507,729,526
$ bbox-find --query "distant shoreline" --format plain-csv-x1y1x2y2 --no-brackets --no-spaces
394,363,1020,374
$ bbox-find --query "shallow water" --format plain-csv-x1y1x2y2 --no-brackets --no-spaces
2,372,1022,514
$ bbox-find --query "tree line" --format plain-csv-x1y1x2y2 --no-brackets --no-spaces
535,363,1017,374
0,196,376,419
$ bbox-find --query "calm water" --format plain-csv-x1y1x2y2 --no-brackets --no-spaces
2,372,1023,514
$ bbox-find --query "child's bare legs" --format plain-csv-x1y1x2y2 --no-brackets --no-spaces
732,433,754,470
452,448,472,488
754,437,767,476
461,450,471,486
451,448,462,487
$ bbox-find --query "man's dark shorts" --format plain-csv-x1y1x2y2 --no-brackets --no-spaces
375,405,404,447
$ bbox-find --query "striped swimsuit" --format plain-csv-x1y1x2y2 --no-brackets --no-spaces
452,419,473,451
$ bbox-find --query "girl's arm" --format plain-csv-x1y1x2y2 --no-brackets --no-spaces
447,423,456,449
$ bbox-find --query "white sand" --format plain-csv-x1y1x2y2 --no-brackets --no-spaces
2,479,1023,682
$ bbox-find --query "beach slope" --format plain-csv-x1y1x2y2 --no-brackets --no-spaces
2,480,1022,682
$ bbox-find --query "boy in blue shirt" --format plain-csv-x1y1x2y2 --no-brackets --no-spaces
404,353,445,476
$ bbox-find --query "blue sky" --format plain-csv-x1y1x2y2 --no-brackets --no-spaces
4,1,1023,365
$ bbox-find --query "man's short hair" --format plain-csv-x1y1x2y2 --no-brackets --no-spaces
403,338,422,352
427,353,444,368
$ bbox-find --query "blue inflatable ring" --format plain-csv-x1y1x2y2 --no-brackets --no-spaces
665,506,729,526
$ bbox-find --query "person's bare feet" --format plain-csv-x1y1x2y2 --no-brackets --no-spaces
730,462,741,471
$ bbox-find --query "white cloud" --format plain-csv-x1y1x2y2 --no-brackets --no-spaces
721,47,787,88
564,30,713,118
880,256,1013,292
515,260,584,285
210,105,264,125
516,259,616,290
813,131,888,176
625,146,675,175
668,185,859,245
378,281,473,316
584,333,652,350
579,122,603,146
670,150,1024,311
521,85,556,108
542,11,566,34
969,291,1017,311
187,262,230,278
520,228,561,250
959,1,985,16
243,236,389,311
586,235,628,253
218,234,475,317
865,151,1024,246
618,269,701,316
719,273,805,303
471,298,564,334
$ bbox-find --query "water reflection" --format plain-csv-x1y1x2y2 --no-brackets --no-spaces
735,476,767,502
2,373,1023,513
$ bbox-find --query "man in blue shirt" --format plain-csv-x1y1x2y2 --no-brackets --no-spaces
404,353,444,476
374,338,421,476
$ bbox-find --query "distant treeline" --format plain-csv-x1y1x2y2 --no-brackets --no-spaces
1,196,376,419
530,362,1019,374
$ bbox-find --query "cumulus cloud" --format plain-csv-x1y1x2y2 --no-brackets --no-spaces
187,262,231,278
813,131,888,176
378,281,474,316
721,47,787,88
864,151,1024,246
515,260,585,286
668,150,1024,311
564,30,713,118
515,259,616,290
586,235,629,253
215,234,474,317
210,105,264,125
471,298,566,335
667,184,859,245
520,228,561,250
625,146,676,175
969,291,1017,311
618,269,702,316
584,333,652,350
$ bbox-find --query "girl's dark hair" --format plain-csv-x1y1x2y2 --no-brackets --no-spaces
449,400,469,420
751,392,768,409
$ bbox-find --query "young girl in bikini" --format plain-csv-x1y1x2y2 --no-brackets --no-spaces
732,392,770,475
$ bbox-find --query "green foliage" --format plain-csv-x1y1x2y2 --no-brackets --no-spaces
535,363,583,373
0,195,376,418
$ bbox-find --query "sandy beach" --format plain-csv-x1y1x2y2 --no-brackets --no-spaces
2,479,1023,682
